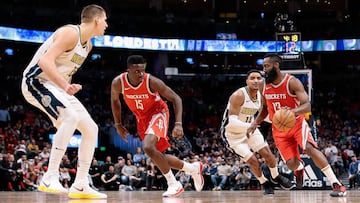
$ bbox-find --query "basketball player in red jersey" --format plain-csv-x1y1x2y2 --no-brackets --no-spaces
247,54,346,197
110,55,203,197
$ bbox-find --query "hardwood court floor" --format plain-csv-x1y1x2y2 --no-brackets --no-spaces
0,190,358,203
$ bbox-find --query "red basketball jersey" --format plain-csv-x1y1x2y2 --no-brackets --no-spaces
120,73,168,119
264,74,304,121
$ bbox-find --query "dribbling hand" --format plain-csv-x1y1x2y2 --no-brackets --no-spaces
115,124,129,142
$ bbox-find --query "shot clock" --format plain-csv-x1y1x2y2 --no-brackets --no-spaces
276,32,302,61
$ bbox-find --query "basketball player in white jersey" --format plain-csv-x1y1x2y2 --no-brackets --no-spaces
220,69,295,195
21,4,107,199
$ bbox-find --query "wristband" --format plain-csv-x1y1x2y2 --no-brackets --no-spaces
175,122,182,125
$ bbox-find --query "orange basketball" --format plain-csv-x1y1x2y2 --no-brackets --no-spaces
272,109,296,131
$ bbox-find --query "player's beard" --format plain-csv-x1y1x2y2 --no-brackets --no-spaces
265,67,277,84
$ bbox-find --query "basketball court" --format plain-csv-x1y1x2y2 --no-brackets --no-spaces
0,190,356,203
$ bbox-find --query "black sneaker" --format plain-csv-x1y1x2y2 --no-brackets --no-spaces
330,183,347,197
262,181,274,195
294,169,304,189
271,174,296,190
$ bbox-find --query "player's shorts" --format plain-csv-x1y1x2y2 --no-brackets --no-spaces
137,109,170,152
223,128,268,162
272,117,318,162
21,78,92,128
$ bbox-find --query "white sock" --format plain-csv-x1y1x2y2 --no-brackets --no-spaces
256,173,268,184
269,166,279,179
164,170,177,185
47,145,66,175
74,118,98,184
181,161,195,173
321,165,341,185
47,108,78,174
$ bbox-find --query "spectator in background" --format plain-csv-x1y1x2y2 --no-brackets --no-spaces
101,165,118,191
120,159,137,186
101,156,114,173
59,156,75,189
211,157,232,191
324,141,339,168
133,147,146,166
27,138,40,159
0,103,11,130
145,160,156,191
39,146,50,161
235,166,252,190
14,140,27,158
129,166,146,190
89,159,102,189
348,155,360,190
175,170,192,191
114,156,125,182
0,153,13,191
203,159,217,190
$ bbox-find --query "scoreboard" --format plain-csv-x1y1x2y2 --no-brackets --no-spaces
276,32,302,61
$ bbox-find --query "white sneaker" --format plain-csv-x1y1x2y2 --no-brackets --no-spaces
190,162,204,192
68,181,107,199
162,181,184,198
38,172,68,194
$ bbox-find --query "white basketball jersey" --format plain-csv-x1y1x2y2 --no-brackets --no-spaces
236,87,261,123
23,25,90,83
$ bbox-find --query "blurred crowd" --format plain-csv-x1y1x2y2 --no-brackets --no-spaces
1,61,360,192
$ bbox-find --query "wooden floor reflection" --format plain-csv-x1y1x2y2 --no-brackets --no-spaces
0,190,358,203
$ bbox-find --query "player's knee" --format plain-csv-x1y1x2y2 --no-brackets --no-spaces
87,119,98,134
286,158,299,170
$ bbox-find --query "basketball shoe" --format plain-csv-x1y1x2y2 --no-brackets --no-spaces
190,162,204,192
38,172,68,194
330,183,347,197
68,180,107,199
271,174,296,190
262,181,274,195
162,181,184,197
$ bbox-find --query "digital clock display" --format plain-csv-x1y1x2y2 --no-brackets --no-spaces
276,32,302,60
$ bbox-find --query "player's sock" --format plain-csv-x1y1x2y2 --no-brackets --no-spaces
321,165,341,185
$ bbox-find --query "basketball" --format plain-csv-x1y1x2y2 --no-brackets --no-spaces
272,109,296,131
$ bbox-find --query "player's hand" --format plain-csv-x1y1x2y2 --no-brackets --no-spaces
65,83,82,95
115,124,129,142
172,123,184,139
246,122,258,138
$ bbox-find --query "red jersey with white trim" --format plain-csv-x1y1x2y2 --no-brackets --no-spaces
264,74,303,121
120,73,168,119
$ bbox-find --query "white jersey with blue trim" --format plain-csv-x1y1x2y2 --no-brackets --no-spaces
23,25,90,83
232,87,261,124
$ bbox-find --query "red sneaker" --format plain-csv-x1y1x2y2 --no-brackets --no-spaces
330,183,347,197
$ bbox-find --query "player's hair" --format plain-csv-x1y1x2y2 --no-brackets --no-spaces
81,4,105,23
246,69,262,78
127,55,146,67
264,53,283,65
